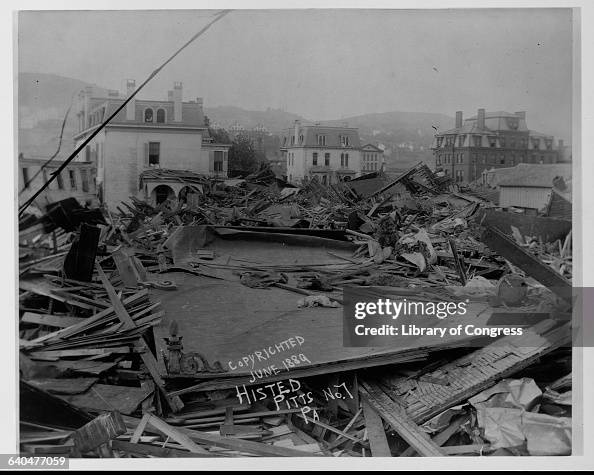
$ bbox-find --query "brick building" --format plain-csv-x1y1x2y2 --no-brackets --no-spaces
432,109,562,184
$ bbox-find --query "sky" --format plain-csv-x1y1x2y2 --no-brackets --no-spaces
18,8,574,140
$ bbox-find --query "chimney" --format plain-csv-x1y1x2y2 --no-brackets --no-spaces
126,79,136,121
455,111,463,128
477,108,485,129
173,82,183,122
294,120,300,145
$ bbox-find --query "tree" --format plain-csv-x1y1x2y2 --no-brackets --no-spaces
208,127,231,145
228,135,260,177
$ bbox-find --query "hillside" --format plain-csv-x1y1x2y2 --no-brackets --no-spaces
204,106,307,134
18,72,96,160
17,73,447,169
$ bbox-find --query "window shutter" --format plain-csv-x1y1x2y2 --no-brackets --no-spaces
144,143,149,168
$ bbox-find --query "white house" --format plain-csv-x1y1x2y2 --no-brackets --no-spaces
280,121,362,185
73,80,230,209
497,163,572,211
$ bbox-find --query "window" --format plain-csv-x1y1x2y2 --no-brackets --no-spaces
156,108,166,123
458,154,464,164
149,142,160,166
473,135,482,147
499,154,505,164
69,170,77,189
81,169,89,192
456,170,464,183
343,153,349,168
312,152,318,166
22,167,30,188
317,135,326,146
445,136,454,146
56,172,64,190
144,108,154,123
321,175,327,185
436,137,444,147
436,155,441,166
488,137,497,148
458,135,465,147
340,135,350,147
324,153,330,166
299,135,304,144
510,154,515,166
499,137,506,148
214,150,224,172
509,138,516,148
283,137,287,146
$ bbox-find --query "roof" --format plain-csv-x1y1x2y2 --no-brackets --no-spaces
139,169,208,184
440,123,492,135
361,144,384,152
497,163,572,188
466,111,520,120
281,124,361,149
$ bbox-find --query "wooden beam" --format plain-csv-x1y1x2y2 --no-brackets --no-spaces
362,400,391,456
359,382,445,457
97,264,184,413
144,415,209,454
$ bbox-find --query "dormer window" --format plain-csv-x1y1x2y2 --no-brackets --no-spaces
299,134,304,144
340,135,350,147
144,108,154,123
488,136,497,148
436,137,444,147
458,135,465,147
317,135,327,146
156,108,166,123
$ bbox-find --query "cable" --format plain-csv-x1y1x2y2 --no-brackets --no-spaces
19,92,75,196
18,9,231,217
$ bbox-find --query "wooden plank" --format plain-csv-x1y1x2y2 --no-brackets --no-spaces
359,382,445,457
111,439,214,458
97,264,184,413
30,346,130,360
72,411,127,453
124,414,321,457
325,408,362,450
145,415,210,454
21,312,84,328
400,414,468,457
362,400,391,456
26,378,98,395
60,384,154,415
440,444,492,455
130,413,151,444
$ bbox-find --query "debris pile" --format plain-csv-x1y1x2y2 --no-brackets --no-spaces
18,164,573,458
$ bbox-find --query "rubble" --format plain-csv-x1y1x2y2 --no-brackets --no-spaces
18,164,573,458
